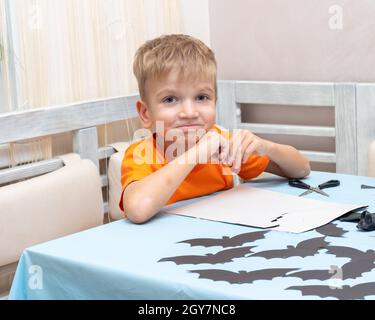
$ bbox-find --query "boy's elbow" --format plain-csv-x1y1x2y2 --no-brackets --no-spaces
301,166,311,178
127,214,148,224
295,161,311,179
284,161,311,179
124,197,156,224
303,160,311,177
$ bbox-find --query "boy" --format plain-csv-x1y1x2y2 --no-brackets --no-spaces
119,34,310,224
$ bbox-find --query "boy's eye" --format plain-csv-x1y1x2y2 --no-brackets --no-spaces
196,95,210,101
162,96,177,104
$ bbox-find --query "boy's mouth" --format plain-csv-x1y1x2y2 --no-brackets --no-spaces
174,124,204,129
173,125,204,133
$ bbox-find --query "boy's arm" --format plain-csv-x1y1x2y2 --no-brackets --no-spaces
263,142,310,178
123,154,196,224
123,131,227,224
227,130,310,179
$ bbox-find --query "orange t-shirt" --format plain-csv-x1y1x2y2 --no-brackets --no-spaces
119,125,270,212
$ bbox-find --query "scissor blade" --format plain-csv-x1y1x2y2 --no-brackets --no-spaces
312,187,329,197
299,190,313,197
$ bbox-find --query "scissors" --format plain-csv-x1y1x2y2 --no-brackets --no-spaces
288,179,340,197
361,184,375,189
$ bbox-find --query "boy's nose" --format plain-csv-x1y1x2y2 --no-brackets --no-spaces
179,100,199,118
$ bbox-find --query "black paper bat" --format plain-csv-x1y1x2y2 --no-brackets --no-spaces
288,246,375,281
177,231,268,248
315,223,347,237
326,246,375,261
249,237,328,259
339,211,363,222
287,282,375,299
190,268,298,284
326,246,375,279
287,269,332,281
158,246,254,265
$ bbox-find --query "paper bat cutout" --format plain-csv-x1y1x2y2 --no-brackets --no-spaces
288,269,332,281
287,282,375,300
190,268,298,284
315,223,347,237
177,231,268,248
339,211,363,222
158,246,254,265
289,264,375,281
326,246,375,279
288,246,375,280
249,237,328,259
326,246,375,260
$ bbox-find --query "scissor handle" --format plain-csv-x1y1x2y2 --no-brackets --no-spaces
318,180,340,189
361,184,375,189
288,179,310,190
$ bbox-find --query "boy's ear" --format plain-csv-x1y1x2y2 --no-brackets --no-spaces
136,100,153,129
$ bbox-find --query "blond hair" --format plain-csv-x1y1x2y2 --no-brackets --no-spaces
133,34,217,101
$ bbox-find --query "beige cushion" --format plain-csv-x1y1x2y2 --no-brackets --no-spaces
108,142,130,220
0,154,104,267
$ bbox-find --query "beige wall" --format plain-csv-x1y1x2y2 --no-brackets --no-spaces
181,0,210,45
209,0,375,172
209,0,375,82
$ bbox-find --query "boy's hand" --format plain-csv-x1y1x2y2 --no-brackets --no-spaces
191,130,229,164
227,129,272,173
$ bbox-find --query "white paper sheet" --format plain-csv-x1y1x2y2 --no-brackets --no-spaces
164,184,366,233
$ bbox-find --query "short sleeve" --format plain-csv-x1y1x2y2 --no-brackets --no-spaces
118,141,154,212
238,154,270,180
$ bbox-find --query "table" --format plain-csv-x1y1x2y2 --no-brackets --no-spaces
9,171,375,300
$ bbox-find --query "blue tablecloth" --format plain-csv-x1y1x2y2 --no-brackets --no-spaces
9,171,375,300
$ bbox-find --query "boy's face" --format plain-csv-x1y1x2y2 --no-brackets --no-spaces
137,69,216,145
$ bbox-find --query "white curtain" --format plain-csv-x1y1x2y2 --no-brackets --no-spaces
7,0,183,107
0,0,12,114
0,0,184,167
